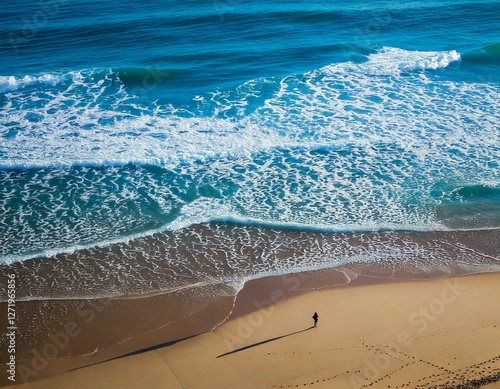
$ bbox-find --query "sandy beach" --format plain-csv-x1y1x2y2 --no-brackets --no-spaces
6,271,500,389
3,0,500,388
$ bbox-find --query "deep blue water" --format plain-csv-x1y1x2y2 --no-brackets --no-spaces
1,0,499,265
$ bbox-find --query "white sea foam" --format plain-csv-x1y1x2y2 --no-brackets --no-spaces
0,73,63,93
346,47,461,75
4,226,500,301
0,47,489,171
1,46,499,264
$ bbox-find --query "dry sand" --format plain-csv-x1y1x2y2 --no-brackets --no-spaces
9,271,500,389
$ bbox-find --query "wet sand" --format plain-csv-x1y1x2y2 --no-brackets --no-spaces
0,266,356,386
1,226,499,387
4,272,500,388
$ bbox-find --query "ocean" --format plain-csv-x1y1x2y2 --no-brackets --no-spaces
1,0,499,300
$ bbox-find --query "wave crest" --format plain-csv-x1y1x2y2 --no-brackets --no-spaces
322,47,461,76
0,73,64,93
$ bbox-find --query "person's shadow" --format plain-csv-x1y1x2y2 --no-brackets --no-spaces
216,327,314,358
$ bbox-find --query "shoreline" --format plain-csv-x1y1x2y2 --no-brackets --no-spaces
3,270,500,388
3,226,499,302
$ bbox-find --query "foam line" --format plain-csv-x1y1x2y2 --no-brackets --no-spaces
2,227,499,301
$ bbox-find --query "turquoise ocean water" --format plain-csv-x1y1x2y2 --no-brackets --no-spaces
1,0,499,298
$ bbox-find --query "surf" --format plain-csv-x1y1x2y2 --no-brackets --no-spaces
1,46,499,264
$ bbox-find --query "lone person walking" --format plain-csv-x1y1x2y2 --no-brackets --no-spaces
312,312,319,329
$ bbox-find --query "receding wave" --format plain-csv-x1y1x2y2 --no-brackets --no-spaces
0,158,498,264
2,225,499,301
